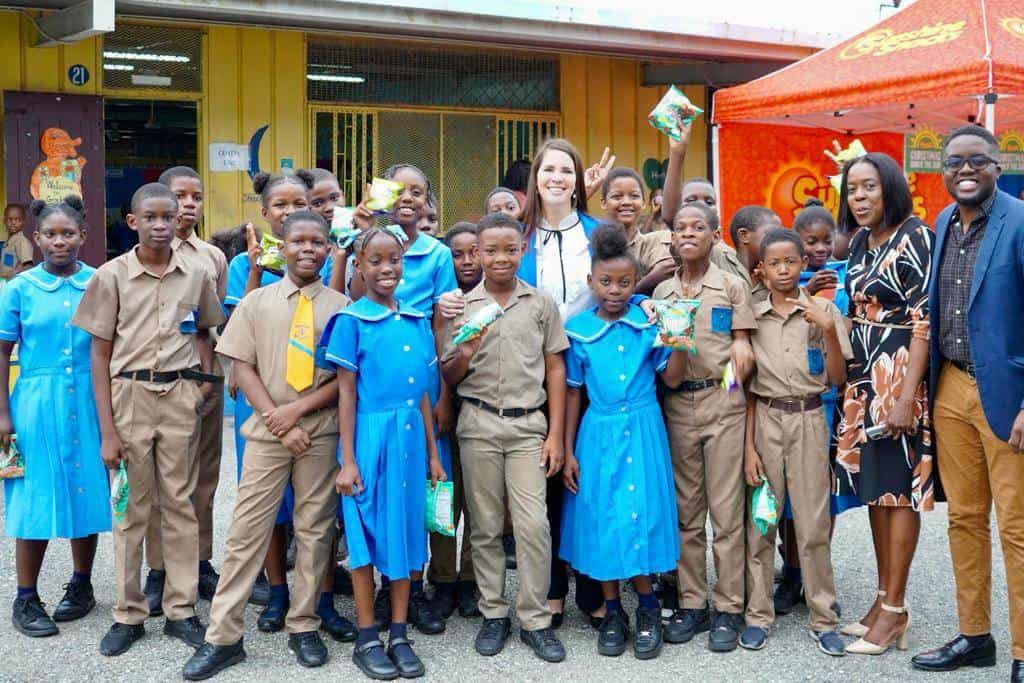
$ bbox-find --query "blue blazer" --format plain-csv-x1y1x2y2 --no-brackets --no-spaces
929,190,1024,441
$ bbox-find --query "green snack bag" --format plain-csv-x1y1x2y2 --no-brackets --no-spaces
111,461,130,523
425,480,455,536
0,436,23,479
451,301,503,345
751,479,778,536
330,207,360,249
366,177,404,213
257,232,286,270
652,299,700,353
648,85,704,141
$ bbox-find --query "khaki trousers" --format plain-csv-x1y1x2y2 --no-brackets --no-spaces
934,363,1024,660
145,388,223,568
663,385,747,613
206,435,339,645
111,378,203,624
745,401,837,631
428,437,475,583
457,402,551,630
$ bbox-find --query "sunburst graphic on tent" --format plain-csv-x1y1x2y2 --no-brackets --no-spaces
1001,16,1024,41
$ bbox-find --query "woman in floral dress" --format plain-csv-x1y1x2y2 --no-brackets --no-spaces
835,153,933,655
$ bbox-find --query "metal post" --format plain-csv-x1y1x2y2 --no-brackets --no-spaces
984,92,998,133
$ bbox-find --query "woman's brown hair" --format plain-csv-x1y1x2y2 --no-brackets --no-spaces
521,138,589,239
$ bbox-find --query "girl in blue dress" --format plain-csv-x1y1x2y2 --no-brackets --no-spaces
0,196,108,638
560,225,687,660
323,227,446,680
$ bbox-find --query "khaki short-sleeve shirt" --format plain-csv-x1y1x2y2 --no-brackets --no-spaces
216,278,349,443
1,232,34,278
627,231,673,278
710,242,752,287
443,278,568,410
173,232,228,302
652,262,756,381
749,290,853,398
72,247,225,376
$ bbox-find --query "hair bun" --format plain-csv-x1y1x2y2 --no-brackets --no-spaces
29,199,48,217
251,172,271,195
803,197,824,208
62,194,85,213
294,168,316,190
590,222,630,261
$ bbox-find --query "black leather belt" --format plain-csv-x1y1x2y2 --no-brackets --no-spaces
668,379,719,393
758,395,823,413
464,397,541,419
950,359,976,378
117,368,223,384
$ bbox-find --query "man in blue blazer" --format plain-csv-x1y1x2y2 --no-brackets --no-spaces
911,125,1024,682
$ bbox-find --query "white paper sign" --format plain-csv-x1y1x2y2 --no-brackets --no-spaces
209,143,250,172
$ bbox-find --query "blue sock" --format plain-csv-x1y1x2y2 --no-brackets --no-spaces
637,592,659,611
410,580,423,595
317,591,336,616
389,622,412,656
198,560,213,575
964,633,991,647
16,586,37,600
71,571,91,585
605,598,622,614
356,627,377,647
269,583,288,606
783,565,802,584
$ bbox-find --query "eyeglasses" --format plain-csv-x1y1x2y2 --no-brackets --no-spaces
941,154,997,171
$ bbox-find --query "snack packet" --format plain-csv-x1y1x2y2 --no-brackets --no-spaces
825,138,868,166
329,207,359,249
648,86,704,141
652,299,700,353
751,479,778,536
0,437,23,479
451,301,504,345
425,480,455,536
721,361,740,392
257,232,286,271
366,178,404,213
111,461,130,523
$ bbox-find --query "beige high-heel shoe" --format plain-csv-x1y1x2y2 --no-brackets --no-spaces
846,602,911,655
839,590,885,637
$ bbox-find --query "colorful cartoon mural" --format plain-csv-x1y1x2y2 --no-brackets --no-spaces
30,127,86,202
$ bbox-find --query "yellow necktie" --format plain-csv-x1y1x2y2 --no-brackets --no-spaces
286,292,314,392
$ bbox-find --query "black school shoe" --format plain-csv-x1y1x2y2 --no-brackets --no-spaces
520,626,566,663
289,631,328,667
144,569,165,617
249,571,270,606
773,579,805,616
99,622,145,656
387,637,425,678
596,610,628,657
333,565,355,596
319,608,358,642
257,598,289,633
1012,658,1022,683
664,606,710,644
708,612,744,653
165,616,207,649
431,582,456,619
52,580,96,622
408,590,445,634
634,606,664,660
374,585,392,631
12,595,59,637
474,617,511,656
456,581,482,618
182,640,247,681
197,565,220,602
353,638,400,680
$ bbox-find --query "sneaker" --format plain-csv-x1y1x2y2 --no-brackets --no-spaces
663,606,710,644
739,625,768,651
456,581,482,618
374,585,392,631
99,622,145,657
474,617,511,656
596,610,628,657
431,582,456,619
520,627,566,663
773,579,805,616
811,629,846,657
249,571,270,607
333,565,354,596
197,566,220,602
502,534,517,570
633,606,663,660
708,612,743,653
164,616,207,649
12,595,58,637
52,581,96,622
409,590,445,634
144,569,165,617
182,640,247,681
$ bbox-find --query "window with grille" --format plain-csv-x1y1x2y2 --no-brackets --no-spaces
307,42,559,111
102,24,202,92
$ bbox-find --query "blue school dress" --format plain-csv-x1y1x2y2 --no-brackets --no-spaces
224,253,334,523
559,305,679,581
321,298,435,579
0,264,110,539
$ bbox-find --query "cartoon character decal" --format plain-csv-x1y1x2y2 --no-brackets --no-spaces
30,127,86,202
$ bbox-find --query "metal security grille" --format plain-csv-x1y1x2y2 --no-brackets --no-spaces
102,24,202,92
307,42,559,111
310,107,559,230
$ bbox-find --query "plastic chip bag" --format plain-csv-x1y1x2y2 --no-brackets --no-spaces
366,177,404,213
111,461,129,523
721,361,740,392
330,207,360,249
0,437,23,479
648,85,704,141
257,232,286,271
652,299,700,353
425,480,455,536
751,479,778,536
451,301,504,345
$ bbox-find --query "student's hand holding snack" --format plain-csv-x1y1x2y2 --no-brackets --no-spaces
730,338,755,382
788,297,835,332
668,120,693,156
336,461,363,496
428,455,447,488
562,451,580,493
438,288,466,319
101,434,125,469
639,298,658,323
0,412,13,448
280,425,311,456
744,442,766,487
245,223,262,271
352,183,375,230
456,335,483,361
264,401,304,438
541,434,564,478
804,270,838,295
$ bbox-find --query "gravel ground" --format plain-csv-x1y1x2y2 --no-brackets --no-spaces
0,414,1012,682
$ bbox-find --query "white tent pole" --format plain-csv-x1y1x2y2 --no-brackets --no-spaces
984,92,997,133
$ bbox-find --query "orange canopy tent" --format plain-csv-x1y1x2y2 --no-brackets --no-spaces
710,0,1024,230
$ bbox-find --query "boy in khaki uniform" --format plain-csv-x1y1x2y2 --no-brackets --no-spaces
73,183,224,656
741,229,851,656
2,203,34,278
653,202,756,653
144,167,229,612
183,211,348,679
441,212,569,663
